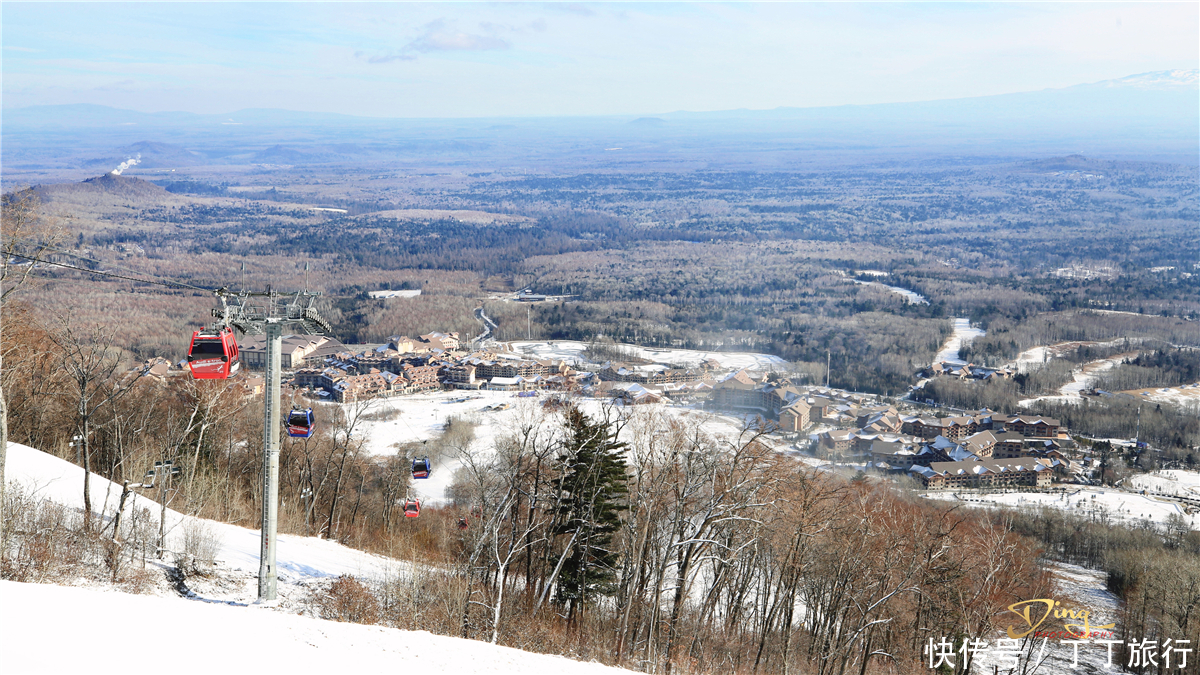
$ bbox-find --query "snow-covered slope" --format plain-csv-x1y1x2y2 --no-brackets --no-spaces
0,580,629,675
933,318,985,366
4,442,636,674
6,442,400,603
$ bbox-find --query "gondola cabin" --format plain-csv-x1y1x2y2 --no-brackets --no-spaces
412,456,431,479
187,327,240,379
403,498,421,518
287,408,315,438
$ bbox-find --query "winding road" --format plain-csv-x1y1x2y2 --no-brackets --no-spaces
473,305,498,346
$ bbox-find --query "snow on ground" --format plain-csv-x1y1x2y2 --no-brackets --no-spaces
852,280,929,305
1127,470,1200,499
1006,339,1198,408
1119,382,1200,407
6,442,403,604
355,390,757,507
967,562,1121,675
1009,338,1141,372
508,340,786,371
0,580,631,675
5,441,639,674
934,318,985,366
922,486,1199,529
1018,356,1129,408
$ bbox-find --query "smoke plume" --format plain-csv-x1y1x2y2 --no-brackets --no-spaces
111,154,142,175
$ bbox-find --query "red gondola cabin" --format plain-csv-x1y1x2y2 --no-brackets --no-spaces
188,327,240,379
403,498,421,518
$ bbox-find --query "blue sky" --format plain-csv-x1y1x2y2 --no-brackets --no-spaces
3,2,1196,118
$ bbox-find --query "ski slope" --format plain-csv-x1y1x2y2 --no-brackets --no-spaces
0,580,631,675
933,318,985,366
6,441,406,604
3,441,635,674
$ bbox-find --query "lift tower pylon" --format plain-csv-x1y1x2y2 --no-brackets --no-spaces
210,288,331,602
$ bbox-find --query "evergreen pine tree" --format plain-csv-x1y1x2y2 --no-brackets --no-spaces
552,405,629,618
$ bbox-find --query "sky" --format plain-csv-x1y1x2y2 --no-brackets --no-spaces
2,2,1197,118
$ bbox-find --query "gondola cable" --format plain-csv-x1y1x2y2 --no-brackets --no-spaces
4,238,218,293
5,250,216,293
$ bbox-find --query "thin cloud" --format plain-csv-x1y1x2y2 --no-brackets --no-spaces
4,46,40,53
356,19,511,65
408,30,510,53
355,50,417,64
554,4,595,16
94,79,139,92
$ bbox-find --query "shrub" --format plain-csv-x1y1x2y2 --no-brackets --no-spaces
175,520,222,577
314,575,381,625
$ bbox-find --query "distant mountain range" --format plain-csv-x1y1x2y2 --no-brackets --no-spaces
3,70,1195,171
5,70,1195,131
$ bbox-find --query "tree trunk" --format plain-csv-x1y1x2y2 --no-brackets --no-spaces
490,558,508,644
664,543,695,675
82,416,93,532
109,480,137,581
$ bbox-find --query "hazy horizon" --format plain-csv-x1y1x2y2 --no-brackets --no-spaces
4,2,1197,118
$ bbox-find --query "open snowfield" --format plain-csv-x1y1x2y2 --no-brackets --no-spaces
355,390,759,506
1006,339,1200,410
923,486,1199,529
0,580,630,675
933,318,985,366
1128,470,1200,499
508,340,786,371
1119,382,1200,407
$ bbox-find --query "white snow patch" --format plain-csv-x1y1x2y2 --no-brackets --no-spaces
6,442,403,600
1128,470,1200,499
934,318,985,366
509,340,786,371
0,580,632,675
853,280,929,305
1019,356,1126,408
922,486,1199,529
354,392,756,507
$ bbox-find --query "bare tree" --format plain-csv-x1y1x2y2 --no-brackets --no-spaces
1,190,64,549
45,319,133,532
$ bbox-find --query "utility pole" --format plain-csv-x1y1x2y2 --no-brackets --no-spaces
1135,404,1142,447
527,304,531,340
826,350,831,389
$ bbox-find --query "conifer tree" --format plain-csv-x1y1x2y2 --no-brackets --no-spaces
552,405,629,619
